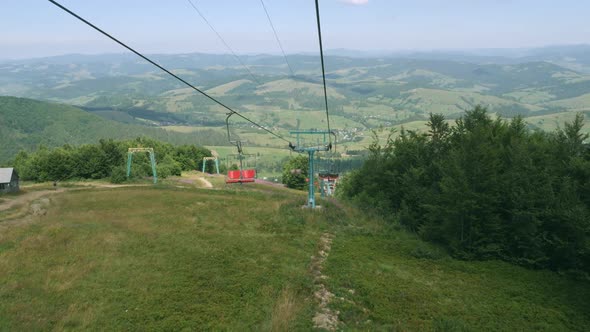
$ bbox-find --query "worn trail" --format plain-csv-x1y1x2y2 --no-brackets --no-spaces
0,189,64,213
311,232,340,331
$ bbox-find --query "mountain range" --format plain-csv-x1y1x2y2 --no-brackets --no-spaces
1,45,589,162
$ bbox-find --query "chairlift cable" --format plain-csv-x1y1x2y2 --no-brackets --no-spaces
48,0,291,144
259,0,295,77
186,0,260,85
314,0,332,146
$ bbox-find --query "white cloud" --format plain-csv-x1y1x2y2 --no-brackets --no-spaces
340,0,369,5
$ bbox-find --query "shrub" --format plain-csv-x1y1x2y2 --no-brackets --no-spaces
110,166,127,184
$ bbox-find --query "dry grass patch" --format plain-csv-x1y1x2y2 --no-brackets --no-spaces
270,287,304,332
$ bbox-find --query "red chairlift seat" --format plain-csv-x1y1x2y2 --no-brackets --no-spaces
318,172,339,181
226,169,256,184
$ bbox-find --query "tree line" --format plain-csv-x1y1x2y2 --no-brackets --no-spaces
11,137,213,183
339,106,590,275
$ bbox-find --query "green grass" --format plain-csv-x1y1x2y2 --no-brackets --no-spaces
504,89,556,104
0,186,588,330
255,79,346,100
206,79,253,96
324,219,590,331
0,186,324,330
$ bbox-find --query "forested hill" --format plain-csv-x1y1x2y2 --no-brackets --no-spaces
0,96,227,163
339,107,590,275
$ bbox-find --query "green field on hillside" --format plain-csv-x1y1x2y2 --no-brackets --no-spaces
325,229,589,330
526,110,590,132
0,185,588,330
0,186,319,330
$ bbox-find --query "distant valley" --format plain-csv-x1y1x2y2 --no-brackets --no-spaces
1,45,590,162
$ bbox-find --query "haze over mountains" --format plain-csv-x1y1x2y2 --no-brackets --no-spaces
4,45,590,70
1,45,589,162
329,45,590,70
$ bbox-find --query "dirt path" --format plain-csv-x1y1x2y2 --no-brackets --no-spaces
311,233,340,331
255,179,286,188
197,177,213,188
72,183,149,189
175,172,216,189
0,189,65,213
0,183,149,214
177,176,213,188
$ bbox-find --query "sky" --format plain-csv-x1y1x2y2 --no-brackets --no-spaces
1,0,589,59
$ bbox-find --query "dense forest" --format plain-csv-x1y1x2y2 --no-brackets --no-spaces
11,137,213,183
339,107,590,275
0,96,228,162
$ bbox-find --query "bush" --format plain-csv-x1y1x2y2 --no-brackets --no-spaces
110,166,127,184
10,138,211,183
282,155,308,190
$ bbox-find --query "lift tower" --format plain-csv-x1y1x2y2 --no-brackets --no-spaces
289,130,333,208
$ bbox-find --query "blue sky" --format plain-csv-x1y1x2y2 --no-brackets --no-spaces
1,0,589,59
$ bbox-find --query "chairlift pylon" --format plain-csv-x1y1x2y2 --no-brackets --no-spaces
288,130,335,207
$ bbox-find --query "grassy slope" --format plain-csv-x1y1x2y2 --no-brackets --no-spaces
0,185,588,330
206,79,252,96
545,93,590,111
0,186,321,330
526,110,590,133
255,79,346,100
398,88,543,116
325,223,589,330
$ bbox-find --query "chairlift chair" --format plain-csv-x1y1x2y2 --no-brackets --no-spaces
225,152,257,183
225,112,257,184
317,149,339,197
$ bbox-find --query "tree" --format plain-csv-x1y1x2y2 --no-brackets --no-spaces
282,155,308,190
9,138,212,183
427,112,450,143
339,106,590,274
